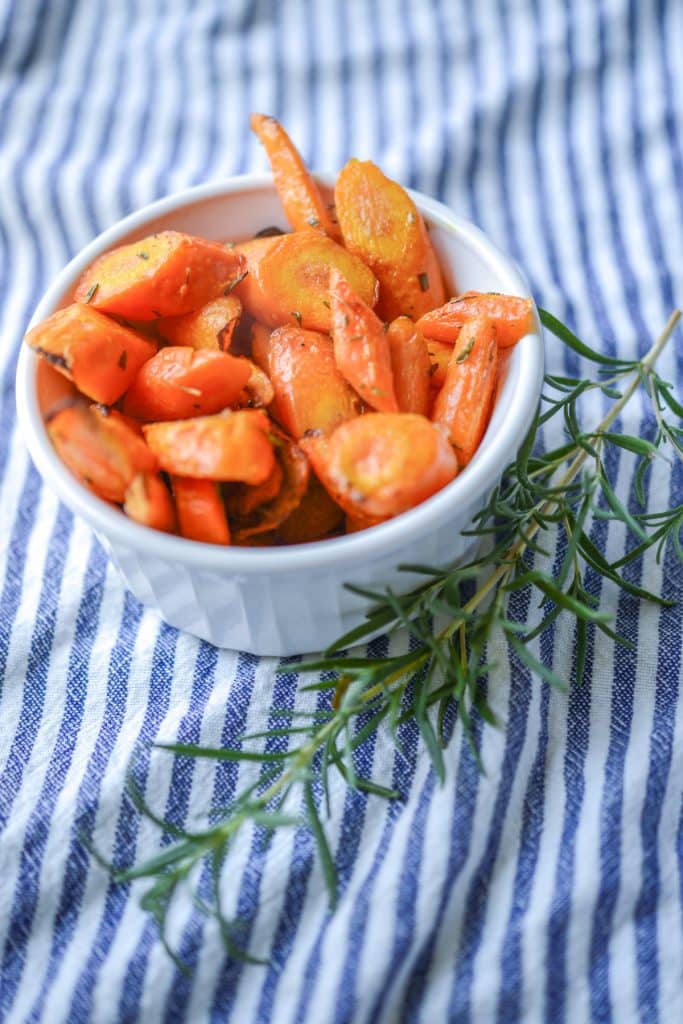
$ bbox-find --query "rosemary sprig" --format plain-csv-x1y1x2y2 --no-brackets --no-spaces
106,309,682,964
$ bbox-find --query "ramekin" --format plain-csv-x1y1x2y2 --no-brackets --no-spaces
15,174,544,655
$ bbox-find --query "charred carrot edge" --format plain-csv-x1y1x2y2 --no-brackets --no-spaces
251,113,342,241
431,315,498,466
329,270,398,413
172,476,231,544
229,426,309,541
417,291,534,348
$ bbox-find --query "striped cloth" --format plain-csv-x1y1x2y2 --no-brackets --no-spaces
1,0,682,1021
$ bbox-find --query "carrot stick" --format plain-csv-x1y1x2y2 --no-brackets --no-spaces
329,270,398,413
172,477,231,544
124,473,177,532
418,291,534,348
250,113,342,241
386,316,432,416
431,315,498,466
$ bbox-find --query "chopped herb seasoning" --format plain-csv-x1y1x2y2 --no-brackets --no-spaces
456,338,475,362
84,283,99,303
224,270,248,294
418,272,429,292
225,241,236,248
291,311,303,326
407,211,416,225
321,299,330,309
307,217,321,228
117,351,128,370
343,314,350,327
137,251,149,260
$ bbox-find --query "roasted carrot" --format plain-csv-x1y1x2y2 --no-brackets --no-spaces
431,315,498,466
172,477,231,544
334,159,445,321
417,291,534,349
277,475,344,544
233,358,274,408
233,461,284,517
227,427,309,541
233,230,378,331
248,321,272,373
426,339,452,390
48,404,157,503
36,360,82,420
267,325,360,438
25,303,156,405
143,409,275,484
250,113,342,241
300,413,457,519
124,472,177,532
329,270,398,413
73,230,245,321
156,294,242,351
386,316,432,416
122,347,251,421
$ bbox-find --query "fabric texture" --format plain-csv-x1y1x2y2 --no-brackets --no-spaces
1,0,682,1021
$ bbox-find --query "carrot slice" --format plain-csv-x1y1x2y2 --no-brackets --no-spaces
334,159,445,321
277,475,344,544
386,316,432,416
233,358,274,409
431,315,498,466
156,295,242,351
48,404,157,503
250,113,342,241
124,472,177,532
227,427,309,541
426,339,452,390
267,325,360,438
417,291,534,348
73,230,245,321
122,347,251,421
329,270,398,413
172,477,231,544
25,303,156,405
143,409,274,484
233,230,378,332
300,413,457,519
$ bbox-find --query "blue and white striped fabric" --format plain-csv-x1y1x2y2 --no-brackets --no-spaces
1,1,682,1021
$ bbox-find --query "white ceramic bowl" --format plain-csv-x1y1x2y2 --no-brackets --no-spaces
15,174,543,656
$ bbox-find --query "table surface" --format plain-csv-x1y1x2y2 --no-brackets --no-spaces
0,2,682,1022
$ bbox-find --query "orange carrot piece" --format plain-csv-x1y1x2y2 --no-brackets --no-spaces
227,427,309,541
250,113,342,241
25,303,156,405
233,358,274,408
36,360,82,420
73,230,245,321
122,346,251,421
143,409,275,484
329,270,398,413
300,413,457,519
277,475,344,544
171,477,231,544
334,159,445,321
233,230,378,332
431,316,498,466
233,461,284,517
124,472,177,532
386,316,432,416
156,295,243,351
48,404,157,503
267,325,360,438
426,339,452,390
248,322,273,373
417,291,534,348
